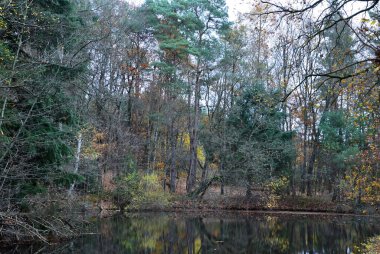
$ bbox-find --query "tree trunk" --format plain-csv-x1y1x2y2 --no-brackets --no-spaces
301,121,308,194
126,75,134,127
306,145,316,197
69,132,82,196
0,97,7,135
307,110,318,196
200,160,208,183
164,132,171,192
169,128,177,193
246,170,254,198
187,69,201,193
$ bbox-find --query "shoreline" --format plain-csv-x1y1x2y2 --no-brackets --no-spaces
124,207,380,217
128,194,380,216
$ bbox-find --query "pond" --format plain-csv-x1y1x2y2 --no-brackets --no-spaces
5,212,380,253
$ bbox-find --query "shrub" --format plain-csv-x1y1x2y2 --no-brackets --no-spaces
135,173,170,209
267,176,289,195
113,172,141,211
113,172,170,211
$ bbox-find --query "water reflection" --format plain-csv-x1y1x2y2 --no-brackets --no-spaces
61,212,380,254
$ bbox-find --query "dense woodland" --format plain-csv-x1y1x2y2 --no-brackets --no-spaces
0,0,380,226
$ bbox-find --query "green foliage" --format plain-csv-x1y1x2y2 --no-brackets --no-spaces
24,127,73,165
123,154,137,174
224,84,295,188
113,172,170,211
19,182,47,198
0,42,13,65
113,172,141,210
267,176,289,195
0,0,86,208
321,111,347,151
54,172,85,188
320,110,362,172
34,0,73,14
144,0,230,85
136,173,170,209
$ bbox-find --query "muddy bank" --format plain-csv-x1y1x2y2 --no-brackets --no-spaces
124,194,380,216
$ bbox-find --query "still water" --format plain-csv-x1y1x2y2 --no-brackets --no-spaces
56,212,380,254
6,212,380,253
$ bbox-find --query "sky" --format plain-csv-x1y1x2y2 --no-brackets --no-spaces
225,0,252,20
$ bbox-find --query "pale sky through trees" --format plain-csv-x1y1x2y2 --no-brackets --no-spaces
125,0,371,22
225,0,251,20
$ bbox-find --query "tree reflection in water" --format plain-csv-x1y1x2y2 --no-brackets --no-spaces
63,213,380,254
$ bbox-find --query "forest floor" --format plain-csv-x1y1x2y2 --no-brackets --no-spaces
169,194,363,214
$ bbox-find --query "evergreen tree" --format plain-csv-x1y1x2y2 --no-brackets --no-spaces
0,0,86,207
225,84,295,197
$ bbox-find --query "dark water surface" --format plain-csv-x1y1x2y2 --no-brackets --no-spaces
5,212,380,253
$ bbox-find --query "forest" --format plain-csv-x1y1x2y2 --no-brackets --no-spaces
0,0,380,248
